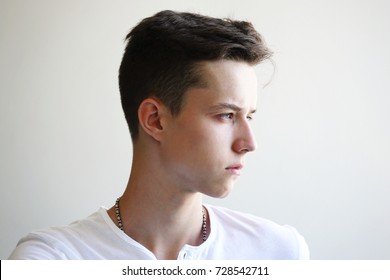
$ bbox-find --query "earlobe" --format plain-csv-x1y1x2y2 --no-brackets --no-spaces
138,97,165,142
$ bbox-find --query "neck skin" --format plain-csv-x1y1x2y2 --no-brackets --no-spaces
107,135,209,260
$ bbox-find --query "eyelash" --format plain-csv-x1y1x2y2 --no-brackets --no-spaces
219,113,234,120
218,113,253,121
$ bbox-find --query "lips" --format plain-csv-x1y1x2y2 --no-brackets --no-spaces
225,164,243,175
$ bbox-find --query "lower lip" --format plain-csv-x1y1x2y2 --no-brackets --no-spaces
226,167,242,175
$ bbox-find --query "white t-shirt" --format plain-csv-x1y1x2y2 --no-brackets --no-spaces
8,205,310,259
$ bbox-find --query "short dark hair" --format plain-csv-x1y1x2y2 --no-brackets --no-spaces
119,10,272,141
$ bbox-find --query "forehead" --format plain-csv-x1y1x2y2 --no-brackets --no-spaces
185,60,258,110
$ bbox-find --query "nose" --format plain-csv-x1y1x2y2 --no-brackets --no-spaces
232,119,257,154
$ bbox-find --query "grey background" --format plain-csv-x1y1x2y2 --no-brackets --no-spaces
1,0,389,259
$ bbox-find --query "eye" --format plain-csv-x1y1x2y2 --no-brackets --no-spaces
247,115,254,121
219,113,234,120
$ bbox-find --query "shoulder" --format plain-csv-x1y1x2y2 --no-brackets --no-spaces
207,204,290,234
8,208,110,259
206,205,310,259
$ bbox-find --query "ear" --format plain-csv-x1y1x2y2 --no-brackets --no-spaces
138,97,166,142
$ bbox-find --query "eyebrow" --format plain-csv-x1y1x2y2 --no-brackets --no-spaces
209,102,257,114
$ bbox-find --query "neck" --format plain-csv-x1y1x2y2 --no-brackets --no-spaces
107,138,210,259
108,170,208,259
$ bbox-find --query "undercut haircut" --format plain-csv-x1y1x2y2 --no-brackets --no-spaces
118,10,272,141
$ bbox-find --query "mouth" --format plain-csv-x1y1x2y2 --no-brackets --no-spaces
225,164,244,175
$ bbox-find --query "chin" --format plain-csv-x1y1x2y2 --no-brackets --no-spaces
206,184,234,199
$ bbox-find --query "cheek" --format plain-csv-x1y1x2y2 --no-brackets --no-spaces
185,126,233,164
164,118,234,164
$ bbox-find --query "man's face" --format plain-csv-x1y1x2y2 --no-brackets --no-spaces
161,60,258,198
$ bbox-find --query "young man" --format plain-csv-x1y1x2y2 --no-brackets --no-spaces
9,10,309,260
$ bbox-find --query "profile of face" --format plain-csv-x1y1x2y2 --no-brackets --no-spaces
161,60,258,198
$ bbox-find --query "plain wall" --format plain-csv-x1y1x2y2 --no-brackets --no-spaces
1,0,389,259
